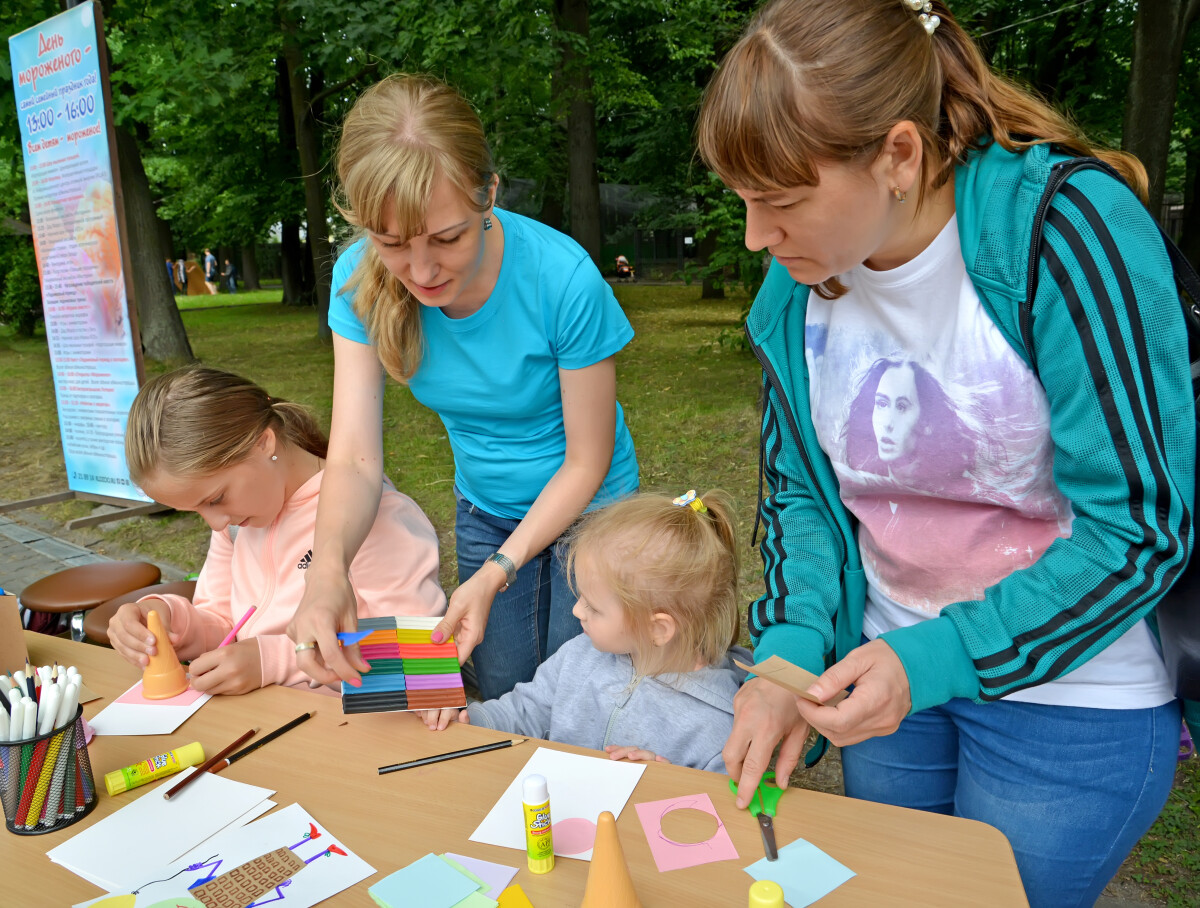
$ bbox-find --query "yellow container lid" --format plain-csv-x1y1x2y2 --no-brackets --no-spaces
749,880,785,908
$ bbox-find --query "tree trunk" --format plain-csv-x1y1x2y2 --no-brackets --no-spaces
1180,143,1200,269
699,228,723,299
114,126,193,362
1123,0,1200,217
281,10,332,340
556,0,602,265
241,242,261,291
280,220,306,305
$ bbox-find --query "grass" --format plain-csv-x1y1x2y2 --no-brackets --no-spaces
1,283,1196,904
174,287,284,310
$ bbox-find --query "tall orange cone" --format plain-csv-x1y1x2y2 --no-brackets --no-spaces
580,811,642,908
142,609,188,699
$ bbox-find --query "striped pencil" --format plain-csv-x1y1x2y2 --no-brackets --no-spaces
23,733,62,829
40,724,73,826
13,739,48,827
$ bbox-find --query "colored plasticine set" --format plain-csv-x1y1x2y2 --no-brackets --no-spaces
341,616,467,714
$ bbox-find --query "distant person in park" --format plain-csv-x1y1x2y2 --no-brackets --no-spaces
175,256,186,290
287,73,639,701
165,257,176,294
203,247,219,294
110,366,446,695
184,256,206,296
698,2,1192,907
223,258,237,293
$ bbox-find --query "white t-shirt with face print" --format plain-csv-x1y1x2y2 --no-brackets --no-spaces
805,216,1171,709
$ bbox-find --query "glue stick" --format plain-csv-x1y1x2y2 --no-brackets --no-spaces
522,773,555,874
105,741,205,796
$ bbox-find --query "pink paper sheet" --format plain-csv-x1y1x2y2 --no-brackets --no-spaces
635,793,739,872
115,680,205,706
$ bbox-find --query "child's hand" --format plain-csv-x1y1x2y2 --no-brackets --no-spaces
188,640,262,695
417,707,470,730
107,599,182,668
604,745,671,764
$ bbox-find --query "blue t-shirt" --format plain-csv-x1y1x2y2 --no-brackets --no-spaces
329,208,639,519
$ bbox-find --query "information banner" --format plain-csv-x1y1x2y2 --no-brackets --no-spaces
9,3,150,503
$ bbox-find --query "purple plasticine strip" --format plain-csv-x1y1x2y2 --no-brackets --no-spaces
404,674,464,691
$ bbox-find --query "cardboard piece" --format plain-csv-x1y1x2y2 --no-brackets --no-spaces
0,594,29,675
734,656,849,705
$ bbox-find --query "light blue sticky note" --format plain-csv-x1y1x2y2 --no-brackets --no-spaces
369,853,481,908
744,838,856,908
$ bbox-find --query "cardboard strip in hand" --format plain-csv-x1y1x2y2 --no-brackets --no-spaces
734,655,849,705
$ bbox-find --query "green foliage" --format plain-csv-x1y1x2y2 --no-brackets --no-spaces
0,235,41,337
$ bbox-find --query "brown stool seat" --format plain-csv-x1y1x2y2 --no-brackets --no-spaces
20,561,161,642
83,580,197,647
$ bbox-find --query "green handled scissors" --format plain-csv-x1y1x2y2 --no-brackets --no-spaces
728,771,784,861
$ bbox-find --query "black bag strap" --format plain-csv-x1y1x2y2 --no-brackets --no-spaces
1024,157,1200,375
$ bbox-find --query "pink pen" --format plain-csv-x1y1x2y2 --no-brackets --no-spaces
218,606,257,647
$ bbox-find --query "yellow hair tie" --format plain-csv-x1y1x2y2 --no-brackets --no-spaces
672,489,707,514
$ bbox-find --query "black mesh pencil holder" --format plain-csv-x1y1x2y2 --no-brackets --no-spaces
1,706,97,835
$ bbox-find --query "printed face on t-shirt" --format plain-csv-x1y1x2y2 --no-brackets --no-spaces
873,365,922,463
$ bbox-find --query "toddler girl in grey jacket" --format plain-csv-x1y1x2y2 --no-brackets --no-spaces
417,490,750,772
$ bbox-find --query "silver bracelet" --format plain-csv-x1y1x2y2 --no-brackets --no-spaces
484,552,517,591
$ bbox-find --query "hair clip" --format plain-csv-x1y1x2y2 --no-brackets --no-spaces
903,0,940,34
672,489,708,514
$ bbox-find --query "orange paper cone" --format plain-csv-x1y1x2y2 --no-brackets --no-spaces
580,810,642,908
142,610,188,699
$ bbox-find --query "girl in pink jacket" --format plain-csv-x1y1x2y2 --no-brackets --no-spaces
108,366,446,695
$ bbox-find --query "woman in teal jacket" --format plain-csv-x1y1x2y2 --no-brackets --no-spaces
698,2,1193,906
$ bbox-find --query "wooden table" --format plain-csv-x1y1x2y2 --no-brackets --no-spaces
5,634,1027,906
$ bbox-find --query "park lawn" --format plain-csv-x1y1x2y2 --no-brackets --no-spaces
175,287,283,310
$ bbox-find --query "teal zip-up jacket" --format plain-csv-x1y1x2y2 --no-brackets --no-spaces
745,140,1196,723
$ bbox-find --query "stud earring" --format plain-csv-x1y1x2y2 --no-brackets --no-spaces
483,216,493,231
271,455,278,461
892,187,908,203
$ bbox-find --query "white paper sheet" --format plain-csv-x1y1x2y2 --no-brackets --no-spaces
88,679,210,736
469,747,646,860
48,769,274,892
72,803,375,908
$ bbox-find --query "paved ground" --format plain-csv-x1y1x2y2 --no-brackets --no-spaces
0,510,187,596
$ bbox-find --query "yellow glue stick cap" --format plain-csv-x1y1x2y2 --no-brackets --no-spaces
748,880,785,908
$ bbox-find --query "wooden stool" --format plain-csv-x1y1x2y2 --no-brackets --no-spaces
19,561,161,642
82,580,197,647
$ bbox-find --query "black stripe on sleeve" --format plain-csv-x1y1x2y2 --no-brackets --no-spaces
974,208,1185,695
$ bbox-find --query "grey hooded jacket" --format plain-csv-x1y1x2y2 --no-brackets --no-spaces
467,634,751,772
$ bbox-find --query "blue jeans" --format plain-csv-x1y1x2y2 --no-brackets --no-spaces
454,489,582,700
841,695,1181,908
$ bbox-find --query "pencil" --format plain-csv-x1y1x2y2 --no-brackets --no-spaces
378,738,525,775
218,605,257,647
210,711,313,772
163,727,257,800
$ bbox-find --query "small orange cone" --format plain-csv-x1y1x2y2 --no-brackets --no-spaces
580,811,641,908
142,609,188,699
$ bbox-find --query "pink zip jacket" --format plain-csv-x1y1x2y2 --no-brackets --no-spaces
140,470,446,691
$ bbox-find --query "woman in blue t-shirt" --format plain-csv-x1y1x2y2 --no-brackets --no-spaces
287,74,639,700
